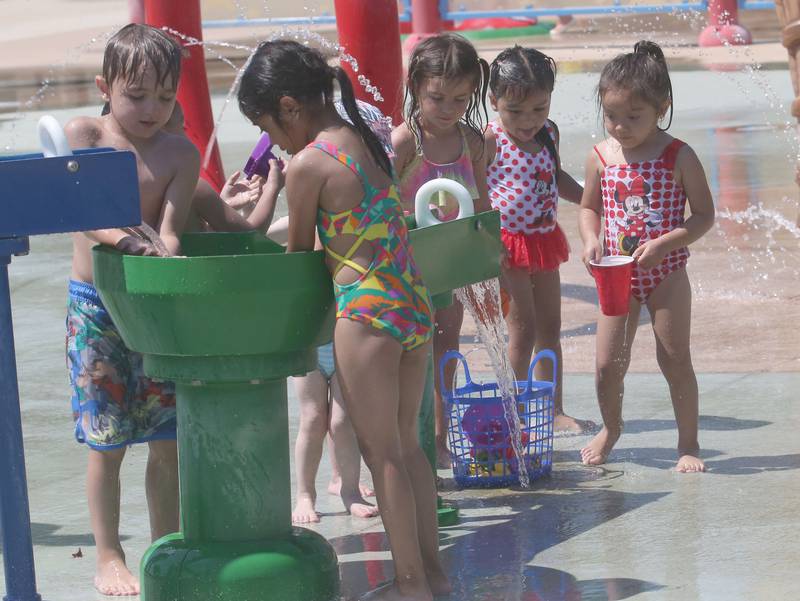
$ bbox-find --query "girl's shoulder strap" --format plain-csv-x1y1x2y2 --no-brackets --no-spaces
592,144,607,167
660,138,686,170
306,140,367,182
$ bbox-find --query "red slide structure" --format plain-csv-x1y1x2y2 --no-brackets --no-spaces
144,0,225,192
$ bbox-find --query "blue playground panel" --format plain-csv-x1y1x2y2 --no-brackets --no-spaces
0,144,141,601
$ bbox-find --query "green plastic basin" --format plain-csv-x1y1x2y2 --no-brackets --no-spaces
93,232,334,358
92,212,501,381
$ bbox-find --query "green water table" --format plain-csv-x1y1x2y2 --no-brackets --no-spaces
92,211,500,601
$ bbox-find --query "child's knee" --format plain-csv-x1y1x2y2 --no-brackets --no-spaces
148,440,178,463
596,356,628,383
656,347,693,378
358,438,403,470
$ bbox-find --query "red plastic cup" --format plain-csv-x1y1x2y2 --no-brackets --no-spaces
590,256,634,316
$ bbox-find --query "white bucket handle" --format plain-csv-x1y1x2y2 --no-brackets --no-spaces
38,115,73,158
414,178,474,229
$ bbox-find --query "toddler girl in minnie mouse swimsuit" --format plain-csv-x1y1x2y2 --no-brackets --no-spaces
579,41,715,472
486,45,594,433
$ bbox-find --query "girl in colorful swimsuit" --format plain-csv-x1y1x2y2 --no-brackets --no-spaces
578,41,715,472
289,100,393,525
486,46,594,434
239,41,449,600
392,33,491,468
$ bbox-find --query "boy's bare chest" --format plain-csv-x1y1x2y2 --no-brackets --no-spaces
135,154,173,223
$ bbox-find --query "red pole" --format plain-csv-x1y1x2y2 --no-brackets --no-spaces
404,0,443,54
334,0,404,125
411,0,442,35
144,0,225,192
698,0,752,46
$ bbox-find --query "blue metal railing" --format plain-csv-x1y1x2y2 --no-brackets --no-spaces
438,0,774,21
203,1,412,29
200,0,773,29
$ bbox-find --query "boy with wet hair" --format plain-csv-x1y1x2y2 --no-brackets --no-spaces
64,23,199,596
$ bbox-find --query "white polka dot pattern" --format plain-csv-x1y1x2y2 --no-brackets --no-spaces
487,121,559,235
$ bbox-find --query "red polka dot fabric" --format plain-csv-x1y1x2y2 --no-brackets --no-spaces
596,139,690,303
488,121,559,236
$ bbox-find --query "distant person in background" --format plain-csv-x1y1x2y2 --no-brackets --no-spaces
550,14,576,35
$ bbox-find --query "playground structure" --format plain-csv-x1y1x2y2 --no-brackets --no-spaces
91,209,500,599
201,0,768,47
0,134,142,601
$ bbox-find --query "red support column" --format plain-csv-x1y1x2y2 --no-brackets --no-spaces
404,0,443,53
144,0,225,191
334,0,404,125
699,0,753,46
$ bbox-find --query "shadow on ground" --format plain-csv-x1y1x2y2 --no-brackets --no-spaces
330,481,667,600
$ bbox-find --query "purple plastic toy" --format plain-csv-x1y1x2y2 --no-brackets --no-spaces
243,133,277,180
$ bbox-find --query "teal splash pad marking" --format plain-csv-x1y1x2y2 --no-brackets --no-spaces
92,211,501,599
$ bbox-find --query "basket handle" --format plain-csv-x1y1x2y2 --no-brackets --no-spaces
524,349,558,393
438,350,473,396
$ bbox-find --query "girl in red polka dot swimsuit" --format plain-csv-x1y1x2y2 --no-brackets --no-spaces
578,41,715,473
486,46,595,434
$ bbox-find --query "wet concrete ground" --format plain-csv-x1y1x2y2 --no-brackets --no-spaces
5,359,799,600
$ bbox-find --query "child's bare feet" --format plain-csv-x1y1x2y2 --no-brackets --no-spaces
344,493,380,519
426,567,453,596
554,412,597,435
292,494,320,524
676,453,706,473
327,477,375,498
360,580,433,601
580,425,621,465
94,553,139,596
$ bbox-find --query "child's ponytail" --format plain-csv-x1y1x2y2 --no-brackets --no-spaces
598,39,674,130
332,67,393,179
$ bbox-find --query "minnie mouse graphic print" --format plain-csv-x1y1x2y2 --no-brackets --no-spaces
596,138,690,303
487,120,570,272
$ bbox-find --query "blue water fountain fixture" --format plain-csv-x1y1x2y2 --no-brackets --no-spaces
0,116,141,601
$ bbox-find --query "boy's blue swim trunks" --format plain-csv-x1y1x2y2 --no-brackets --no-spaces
66,280,176,450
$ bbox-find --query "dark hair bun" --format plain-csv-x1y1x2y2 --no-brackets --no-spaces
633,40,666,64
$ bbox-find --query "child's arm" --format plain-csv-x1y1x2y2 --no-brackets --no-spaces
632,145,715,270
197,160,284,233
552,121,583,204
157,138,201,255
468,129,491,213
243,159,284,231
220,171,260,210
578,149,605,273
390,124,414,179
285,151,323,252
391,125,416,211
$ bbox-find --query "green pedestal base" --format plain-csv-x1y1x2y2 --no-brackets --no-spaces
141,530,339,601
437,498,459,527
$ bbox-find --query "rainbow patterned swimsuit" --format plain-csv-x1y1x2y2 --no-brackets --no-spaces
312,141,434,351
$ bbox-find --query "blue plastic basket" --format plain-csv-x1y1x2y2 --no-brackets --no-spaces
440,350,555,488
